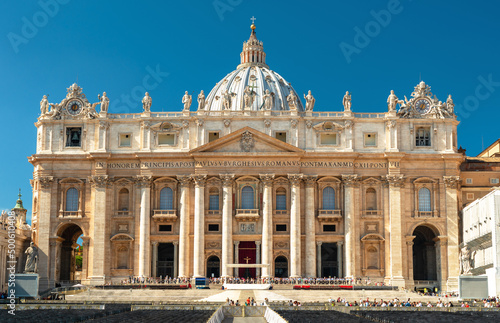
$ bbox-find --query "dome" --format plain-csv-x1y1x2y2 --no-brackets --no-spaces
205,24,304,112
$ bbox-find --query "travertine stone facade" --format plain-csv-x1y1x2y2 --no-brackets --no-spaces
29,24,463,292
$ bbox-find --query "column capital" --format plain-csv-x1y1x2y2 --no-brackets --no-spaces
303,175,318,187
337,241,343,247
191,174,207,187
234,241,240,246
342,174,359,187
172,241,179,246
38,176,54,189
255,241,261,246
220,174,235,187
177,175,191,187
134,175,152,188
384,174,405,188
152,241,159,247
443,176,461,189
259,174,275,186
288,173,303,186
89,175,110,188
316,241,322,246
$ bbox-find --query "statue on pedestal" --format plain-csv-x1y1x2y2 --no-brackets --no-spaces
142,92,152,112
446,94,454,114
197,90,205,110
387,90,399,112
304,90,315,111
343,91,352,111
24,242,38,273
287,91,298,111
182,91,192,111
98,92,109,113
40,95,50,115
243,86,255,110
222,89,233,110
262,89,273,110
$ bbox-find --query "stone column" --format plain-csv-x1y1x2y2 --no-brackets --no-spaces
37,176,54,290
289,174,303,278
385,174,405,288
316,242,322,277
135,175,152,278
89,175,110,284
342,174,358,278
304,175,317,278
177,175,191,277
234,241,240,277
152,241,159,278
220,174,234,278
443,176,460,292
405,237,415,286
260,174,275,278
173,241,179,278
337,241,343,278
81,237,90,281
256,241,261,277
192,175,207,278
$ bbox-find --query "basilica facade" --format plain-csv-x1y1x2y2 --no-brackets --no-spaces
29,24,462,292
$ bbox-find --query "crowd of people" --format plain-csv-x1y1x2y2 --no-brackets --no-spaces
225,297,269,306
322,296,500,308
209,277,384,286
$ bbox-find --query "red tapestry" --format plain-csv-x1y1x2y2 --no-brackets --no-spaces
238,241,256,278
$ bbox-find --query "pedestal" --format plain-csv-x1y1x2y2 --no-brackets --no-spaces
14,274,39,298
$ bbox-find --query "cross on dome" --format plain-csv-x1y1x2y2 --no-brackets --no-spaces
250,16,256,24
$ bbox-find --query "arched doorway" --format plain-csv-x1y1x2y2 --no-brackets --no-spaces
58,224,83,282
274,256,288,278
206,256,220,278
413,226,438,281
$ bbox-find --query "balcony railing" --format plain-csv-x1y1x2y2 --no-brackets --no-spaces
113,210,133,218
274,210,287,215
152,209,177,222
317,209,342,222
207,210,221,215
414,211,439,218
58,211,82,218
235,209,260,221
362,210,381,217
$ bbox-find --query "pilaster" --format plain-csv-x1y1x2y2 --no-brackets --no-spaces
177,175,191,277
385,174,405,288
135,175,152,278
89,175,110,284
443,175,460,291
304,175,317,278
342,174,358,278
220,174,234,277
260,174,274,278
192,174,207,278
288,173,302,278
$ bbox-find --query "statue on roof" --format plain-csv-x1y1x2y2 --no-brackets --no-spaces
387,90,399,112
142,92,152,112
304,90,315,111
243,86,255,110
446,95,454,114
40,95,50,116
98,92,109,113
343,91,352,111
221,89,234,110
182,91,192,111
287,91,298,111
197,90,205,110
262,89,274,110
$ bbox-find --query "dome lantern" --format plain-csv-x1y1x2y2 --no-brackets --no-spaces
238,20,268,69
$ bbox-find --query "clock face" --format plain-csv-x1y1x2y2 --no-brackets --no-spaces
67,100,82,115
415,99,431,114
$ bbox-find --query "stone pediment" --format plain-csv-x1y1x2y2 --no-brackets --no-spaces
190,126,304,154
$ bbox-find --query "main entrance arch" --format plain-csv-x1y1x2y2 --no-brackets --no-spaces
207,256,220,278
412,225,438,281
274,256,288,278
57,223,83,282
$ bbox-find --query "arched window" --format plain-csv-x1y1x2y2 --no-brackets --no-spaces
118,188,129,211
66,188,79,211
366,188,377,210
418,188,431,211
209,187,219,211
322,187,335,210
276,188,287,210
160,187,174,210
241,186,254,209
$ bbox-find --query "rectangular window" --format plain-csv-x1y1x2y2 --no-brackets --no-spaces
66,127,82,147
158,133,175,145
119,133,131,147
276,224,287,232
209,132,220,142
323,224,336,232
490,178,499,184
208,224,220,232
209,194,219,210
415,128,431,147
466,193,475,200
276,194,286,210
320,133,337,145
275,132,287,143
364,133,377,147
466,178,473,184
159,224,172,232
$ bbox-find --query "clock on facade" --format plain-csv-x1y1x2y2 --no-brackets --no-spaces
66,100,82,115
414,98,431,114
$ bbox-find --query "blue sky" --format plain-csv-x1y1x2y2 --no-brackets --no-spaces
1,0,499,222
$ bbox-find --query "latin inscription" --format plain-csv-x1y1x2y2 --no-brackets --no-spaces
99,160,399,169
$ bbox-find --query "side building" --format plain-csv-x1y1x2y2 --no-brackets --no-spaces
29,24,462,292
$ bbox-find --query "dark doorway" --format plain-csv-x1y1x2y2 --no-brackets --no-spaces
274,256,288,278
238,241,256,278
207,256,220,278
413,226,437,281
157,243,174,278
321,243,338,277
59,224,83,282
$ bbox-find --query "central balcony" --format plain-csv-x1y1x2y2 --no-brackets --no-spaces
58,211,83,219
235,209,260,221
152,209,177,222
317,209,342,222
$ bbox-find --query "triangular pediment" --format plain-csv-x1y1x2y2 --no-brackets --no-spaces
190,127,304,154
